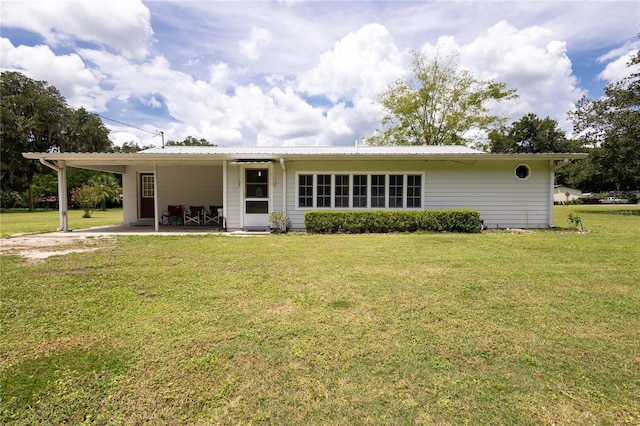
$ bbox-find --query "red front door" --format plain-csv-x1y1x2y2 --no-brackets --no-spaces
140,173,155,218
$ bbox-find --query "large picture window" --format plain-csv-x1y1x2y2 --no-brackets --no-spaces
299,174,313,207
335,175,349,207
371,175,385,208
317,174,331,207
407,175,421,207
298,173,422,209
389,175,403,208
353,175,367,208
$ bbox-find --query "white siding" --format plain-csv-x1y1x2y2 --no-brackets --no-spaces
156,165,223,212
121,158,554,230
425,160,552,228
283,159,553,230
224,163,242,230
121,165,223,226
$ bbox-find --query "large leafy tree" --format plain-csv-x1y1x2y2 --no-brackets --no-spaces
61,107,111,152
0,71,112,209
568,47,640,192
366,50,517,146
488,113,579,153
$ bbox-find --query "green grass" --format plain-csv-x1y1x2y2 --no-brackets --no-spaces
0,208,123,237
1,205,639,424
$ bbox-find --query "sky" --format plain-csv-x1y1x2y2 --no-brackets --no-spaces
1,0,639,148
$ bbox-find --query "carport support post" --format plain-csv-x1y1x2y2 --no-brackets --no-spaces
58,161,68,232
39,158,68,232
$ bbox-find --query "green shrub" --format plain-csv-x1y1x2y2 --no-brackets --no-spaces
268,211,292,233
304,209,481,234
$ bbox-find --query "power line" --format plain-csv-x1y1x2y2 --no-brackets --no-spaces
98,114,165,148
98,114,162,136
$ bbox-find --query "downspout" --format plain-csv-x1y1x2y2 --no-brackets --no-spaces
280,158,286,213
549,160,559,228
39,158,69,232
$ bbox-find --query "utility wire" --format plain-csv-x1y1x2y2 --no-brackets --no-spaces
98,114,162,136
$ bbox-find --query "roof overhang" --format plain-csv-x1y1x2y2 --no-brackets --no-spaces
23,148,588,173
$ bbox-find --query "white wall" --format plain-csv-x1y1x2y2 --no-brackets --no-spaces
156,165,223,212
424,160,552,228
122,158,554,230
121,164,223,225
282,159,553,230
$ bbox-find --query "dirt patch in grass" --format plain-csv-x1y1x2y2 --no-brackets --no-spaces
0,235,114,263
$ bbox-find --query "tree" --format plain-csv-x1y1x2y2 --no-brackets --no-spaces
0,71,113,210
366,50,518,146
70,185,101,218
112,141,153,152
1,71,68,210
488,113,578,153
166,135,214,146
568,46,640,192
61,107,111,152
88,173,122,211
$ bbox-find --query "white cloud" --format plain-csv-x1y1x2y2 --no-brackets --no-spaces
239,27,273,61
1,0,153,59
598,43,640,84
3,1,635,147
459,21,583,132
297,23,405,103
0,38,109,111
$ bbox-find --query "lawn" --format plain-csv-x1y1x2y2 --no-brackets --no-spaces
1,205,639,424
0,208,124,237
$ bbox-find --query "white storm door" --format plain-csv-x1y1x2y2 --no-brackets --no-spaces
243,168,269,228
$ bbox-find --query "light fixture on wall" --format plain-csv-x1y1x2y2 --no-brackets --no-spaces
258,170,262,177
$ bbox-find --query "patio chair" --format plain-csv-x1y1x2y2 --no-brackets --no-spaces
161,205,183,225
204,206,225,230
184,205,204,225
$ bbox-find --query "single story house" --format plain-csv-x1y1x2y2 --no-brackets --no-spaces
24,145,586,232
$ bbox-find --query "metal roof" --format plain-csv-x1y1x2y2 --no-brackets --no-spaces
139,145,484,155
22,146,588,173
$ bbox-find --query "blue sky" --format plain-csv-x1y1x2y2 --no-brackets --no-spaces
1,0,638,147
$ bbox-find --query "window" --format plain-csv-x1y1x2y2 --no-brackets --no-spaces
515,164,531,180
389,175,403,207
246,200,268,214
246,169,268,198
317,174,331,207
353,175,367,207
407,175,421,207
299,175,313,207
297,173,423,210
142,175,154,198
371,175,385,208
335,175,349,207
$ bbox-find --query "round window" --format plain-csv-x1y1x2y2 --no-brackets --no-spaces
515,164,531,180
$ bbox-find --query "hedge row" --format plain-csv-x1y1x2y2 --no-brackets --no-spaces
304,209,482,234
